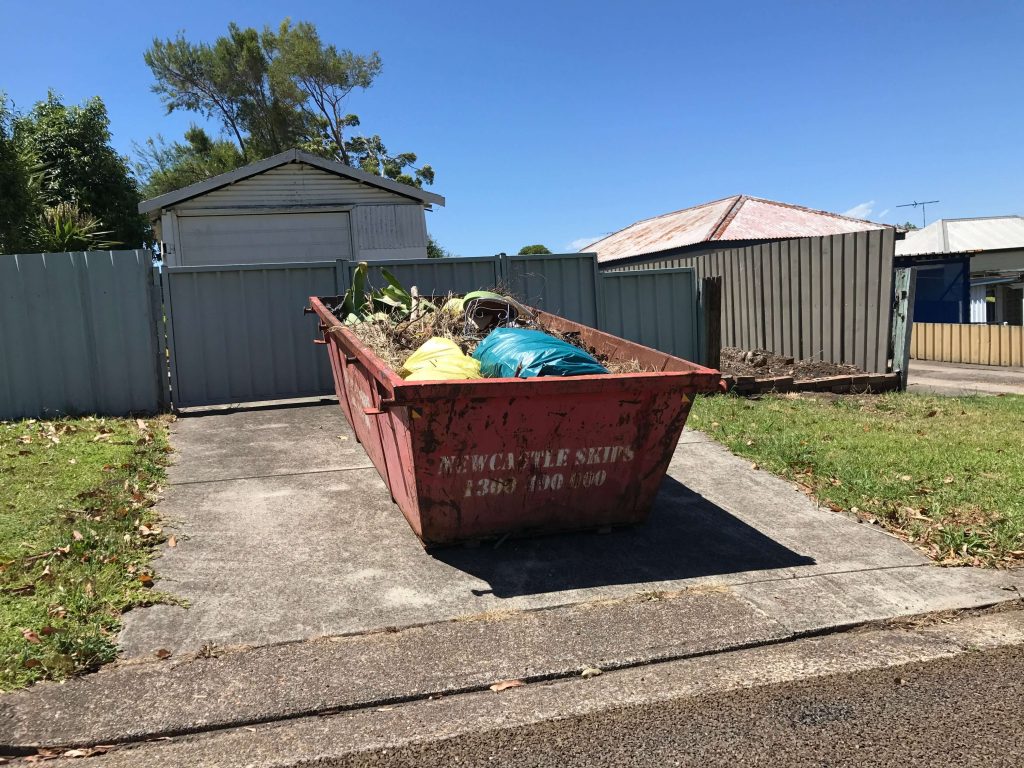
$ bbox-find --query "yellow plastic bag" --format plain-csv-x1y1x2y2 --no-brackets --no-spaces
400,338,482,381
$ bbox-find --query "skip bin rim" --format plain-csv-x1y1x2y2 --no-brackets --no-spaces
308,297,722,401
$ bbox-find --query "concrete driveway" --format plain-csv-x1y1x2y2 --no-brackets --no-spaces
908,359,1024,396
118,400,1023,657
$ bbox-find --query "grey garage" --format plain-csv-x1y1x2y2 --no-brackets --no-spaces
139,149,445,267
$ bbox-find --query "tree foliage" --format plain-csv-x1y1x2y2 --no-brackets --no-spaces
0,96,36,253
426,234,452,259
0,92,145,253
518,244,552,255
142,20,432,191
135,126,245,198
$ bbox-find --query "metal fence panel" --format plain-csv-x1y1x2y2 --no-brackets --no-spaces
602,230,895,373
0,251,161,420
344,256,503,297
341,254,602,326
504,253,600,326
911,322,1024,366
163,262,337,407
599,269,699,362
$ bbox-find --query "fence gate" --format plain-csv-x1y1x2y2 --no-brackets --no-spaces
162,262,340,408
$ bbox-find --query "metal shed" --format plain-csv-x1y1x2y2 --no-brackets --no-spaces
139,149,445,267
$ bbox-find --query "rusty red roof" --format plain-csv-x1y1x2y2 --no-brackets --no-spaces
582,195,889,264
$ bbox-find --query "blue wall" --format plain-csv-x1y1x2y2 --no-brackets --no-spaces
901,258,970,323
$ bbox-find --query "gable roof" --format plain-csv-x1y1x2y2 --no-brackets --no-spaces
581,195,889,264
895,216,1024,256
138,148,445,216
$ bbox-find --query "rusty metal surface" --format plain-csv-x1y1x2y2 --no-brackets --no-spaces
310,298,720,546
587,195,888,265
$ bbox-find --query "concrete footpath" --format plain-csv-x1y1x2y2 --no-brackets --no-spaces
2,401,1023,760
10,607,1024,765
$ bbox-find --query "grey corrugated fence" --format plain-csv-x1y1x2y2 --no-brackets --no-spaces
1,251,701,416
0,251,162,420
339,253,601,327
604,230,896,373
599,269,699,362
504,253,600,328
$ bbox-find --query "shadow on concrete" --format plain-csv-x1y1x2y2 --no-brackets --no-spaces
433,476,815,598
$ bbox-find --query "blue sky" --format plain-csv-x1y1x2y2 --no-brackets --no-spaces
2,1,1022,254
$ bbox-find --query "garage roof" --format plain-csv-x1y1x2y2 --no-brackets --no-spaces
138,148,445,216
581,195,889,264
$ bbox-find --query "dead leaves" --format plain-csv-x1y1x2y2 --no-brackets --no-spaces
155,648,172,660
23,745,112,761
580,666,603,679
489,679,525,692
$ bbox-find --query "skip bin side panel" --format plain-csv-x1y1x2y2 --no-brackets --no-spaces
326,334,356,431
340,356,390,479
408,385,692,545
379,406,423,536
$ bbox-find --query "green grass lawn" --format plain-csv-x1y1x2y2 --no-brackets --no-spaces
0,416,170,691
689,392,1024,567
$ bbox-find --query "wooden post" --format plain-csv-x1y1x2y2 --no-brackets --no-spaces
890,267,917,391
702,275,722,370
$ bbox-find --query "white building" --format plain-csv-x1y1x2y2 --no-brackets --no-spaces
139,149,445,267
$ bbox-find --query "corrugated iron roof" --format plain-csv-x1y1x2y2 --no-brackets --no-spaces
583,195,888,263
895,216,1024,256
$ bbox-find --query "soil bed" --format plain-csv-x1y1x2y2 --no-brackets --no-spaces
719,347,864,380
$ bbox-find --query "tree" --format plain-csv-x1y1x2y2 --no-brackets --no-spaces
144,25,301,162
345,134,434,188
896,221,919,231
270,19,379,167
426,234,452,259
0,95,36,253
135,126,245,198
14,92,146,247
142,19,432,189
518,244,552,255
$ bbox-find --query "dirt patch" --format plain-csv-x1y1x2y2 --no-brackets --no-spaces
720,347,865,380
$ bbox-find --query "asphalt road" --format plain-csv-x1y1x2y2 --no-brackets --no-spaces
908,360,1024,396
345,645,1024,768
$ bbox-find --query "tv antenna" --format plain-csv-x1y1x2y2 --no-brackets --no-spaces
896,199,939,228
